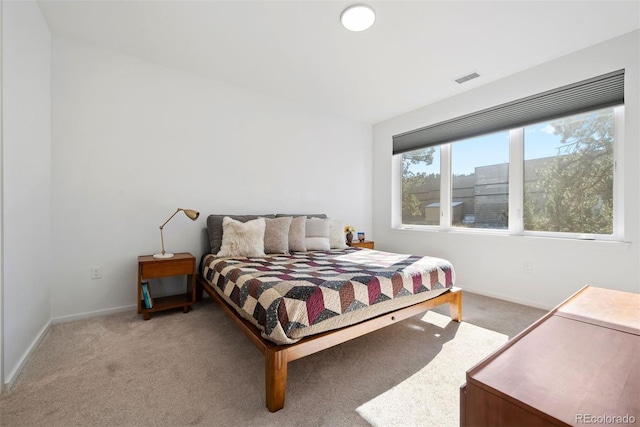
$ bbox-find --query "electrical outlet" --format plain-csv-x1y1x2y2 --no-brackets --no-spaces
91,266,102,279
524,262,533,273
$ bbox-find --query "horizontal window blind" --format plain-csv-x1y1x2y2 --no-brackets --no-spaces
393,69,625,155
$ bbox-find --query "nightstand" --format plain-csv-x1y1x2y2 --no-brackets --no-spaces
349,240,374,249
137,252,196,320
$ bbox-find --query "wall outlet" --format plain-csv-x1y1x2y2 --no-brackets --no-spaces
524,262,533,273
91,266,102,279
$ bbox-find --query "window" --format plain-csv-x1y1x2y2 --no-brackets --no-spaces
394,69,624,240
398,106,621,238
451,132,509,229
523,108,614,235
402,147,440,225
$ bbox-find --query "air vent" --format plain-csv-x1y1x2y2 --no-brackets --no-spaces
455,72,480,84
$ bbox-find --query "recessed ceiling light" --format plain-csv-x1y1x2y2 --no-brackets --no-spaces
341,4,376,32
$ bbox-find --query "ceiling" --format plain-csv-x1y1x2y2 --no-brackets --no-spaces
37,1,640,124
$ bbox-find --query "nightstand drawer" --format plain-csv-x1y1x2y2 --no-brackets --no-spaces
141,258,194,279
350,240,374,249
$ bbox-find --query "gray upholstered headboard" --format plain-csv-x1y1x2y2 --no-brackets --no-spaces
205,213,327,255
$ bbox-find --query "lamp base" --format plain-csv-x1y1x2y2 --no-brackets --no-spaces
153,253,174,259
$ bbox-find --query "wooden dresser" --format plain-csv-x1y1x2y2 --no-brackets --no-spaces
461,286,639,427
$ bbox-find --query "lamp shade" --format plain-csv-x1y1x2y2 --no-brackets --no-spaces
183,209,200,221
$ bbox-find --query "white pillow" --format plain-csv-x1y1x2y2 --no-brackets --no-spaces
305,218,330,251
328,218,348,249
217,217,266,257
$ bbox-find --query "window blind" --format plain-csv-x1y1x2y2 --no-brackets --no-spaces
392,69,625,155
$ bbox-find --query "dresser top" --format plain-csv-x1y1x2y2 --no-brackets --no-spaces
467,285,640,425
556,286,640,335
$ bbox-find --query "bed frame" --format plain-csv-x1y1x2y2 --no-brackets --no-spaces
196,275,462,412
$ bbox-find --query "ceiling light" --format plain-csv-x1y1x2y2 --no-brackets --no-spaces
341,4,376,32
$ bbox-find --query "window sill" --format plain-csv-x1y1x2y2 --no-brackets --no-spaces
390,226,631,250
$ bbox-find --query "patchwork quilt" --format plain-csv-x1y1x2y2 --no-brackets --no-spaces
202,248,456,344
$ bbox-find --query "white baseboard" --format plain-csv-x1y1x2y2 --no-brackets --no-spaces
51,304,137,324
4,319,52,390
459,285,553,311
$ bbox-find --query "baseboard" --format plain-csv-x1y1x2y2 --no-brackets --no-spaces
4,319,52,390
460,285,553,311
51,304,137,324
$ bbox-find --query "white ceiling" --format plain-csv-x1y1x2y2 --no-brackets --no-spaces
37,0,640,124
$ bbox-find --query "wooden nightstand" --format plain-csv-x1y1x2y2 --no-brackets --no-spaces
137,252,196,320
349,240,374,249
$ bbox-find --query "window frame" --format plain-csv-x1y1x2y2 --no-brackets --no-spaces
397,105,624,241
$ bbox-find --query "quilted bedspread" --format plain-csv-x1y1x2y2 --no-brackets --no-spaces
202,248,455,344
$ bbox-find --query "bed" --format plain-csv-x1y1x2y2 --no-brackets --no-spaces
196,214,462,412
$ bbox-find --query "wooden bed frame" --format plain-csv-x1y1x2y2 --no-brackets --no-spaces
196,275,462,412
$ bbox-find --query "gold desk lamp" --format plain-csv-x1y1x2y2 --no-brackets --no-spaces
153,208,200,259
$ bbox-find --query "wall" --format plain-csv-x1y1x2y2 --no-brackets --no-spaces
51,37,372,320
373,31,640,309
2,0,52,385
0,0,4,388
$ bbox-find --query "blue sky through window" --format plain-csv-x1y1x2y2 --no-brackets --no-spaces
407,122,564,176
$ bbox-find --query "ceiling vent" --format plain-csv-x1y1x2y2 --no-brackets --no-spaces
455,72,480,84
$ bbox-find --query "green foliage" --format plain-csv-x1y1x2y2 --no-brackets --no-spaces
402,147,435,176
525,109,614,234
401,148,436,221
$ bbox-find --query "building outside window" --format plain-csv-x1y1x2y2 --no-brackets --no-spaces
451,132,509,229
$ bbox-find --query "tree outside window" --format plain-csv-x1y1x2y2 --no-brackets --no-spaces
524,108,614,234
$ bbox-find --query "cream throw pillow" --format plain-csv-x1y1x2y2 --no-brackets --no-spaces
264,217,292,254
305,218,330,251
328,218,348,249
217,216,266,257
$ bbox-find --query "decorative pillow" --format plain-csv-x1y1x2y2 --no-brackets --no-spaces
207,214,275,254
288,216,307,252
217,217,266,257
305,218,330,251
328,218,348,249
264,217,292,254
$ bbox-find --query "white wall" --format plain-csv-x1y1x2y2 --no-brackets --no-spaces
51,37,372,319
0,0,4,388
373,30,640,309
2,0,52,385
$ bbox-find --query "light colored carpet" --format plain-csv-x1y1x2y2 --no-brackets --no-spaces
0,292,545,426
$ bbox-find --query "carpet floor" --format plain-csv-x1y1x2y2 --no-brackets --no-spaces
0,291,545,426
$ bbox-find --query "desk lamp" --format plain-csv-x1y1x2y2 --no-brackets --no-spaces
153,208,200,259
